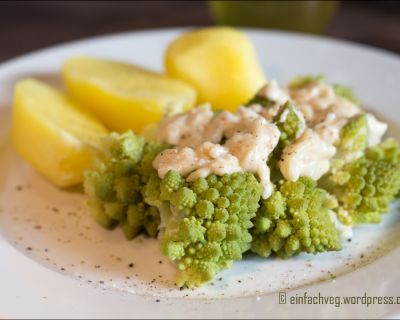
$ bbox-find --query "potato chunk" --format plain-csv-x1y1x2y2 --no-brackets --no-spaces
11,79,108,187
63,56,197,132
165,27,266,111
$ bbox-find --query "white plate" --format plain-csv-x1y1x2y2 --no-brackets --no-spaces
1,28,400,319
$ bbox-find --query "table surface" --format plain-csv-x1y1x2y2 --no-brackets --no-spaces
1,1,399,63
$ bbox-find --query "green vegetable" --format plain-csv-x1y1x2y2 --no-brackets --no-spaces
321,139,400,225
84,131,169,238
81,72,400,290
251,177,341,258
158,171,262,288
244,93,274,108
268,102,305,177
333,84,360,105
334,114,368,164
274,101,305,149
288,74,324,90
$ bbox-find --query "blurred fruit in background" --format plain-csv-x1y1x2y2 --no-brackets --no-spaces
209,0,339,34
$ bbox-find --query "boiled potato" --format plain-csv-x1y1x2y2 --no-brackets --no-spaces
62,56,197,133
165,27,266,112
11,79,108,187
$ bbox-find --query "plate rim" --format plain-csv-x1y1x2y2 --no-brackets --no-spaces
1,26,399,73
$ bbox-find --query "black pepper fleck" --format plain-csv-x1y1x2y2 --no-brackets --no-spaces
128,263,134,268
26,247,32,251
52,207,59,213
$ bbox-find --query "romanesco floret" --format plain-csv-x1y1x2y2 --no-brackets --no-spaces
268,102,305,176
321,139,400,225
84,131,168,238
273,101,305,149
334,114,368,164
251,177,341,258
158,171,262,288
104,130,145,163
333,84,360,105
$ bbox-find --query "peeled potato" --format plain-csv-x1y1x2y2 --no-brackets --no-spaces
11,79,108,187
62,56,197,133
165,27,266,112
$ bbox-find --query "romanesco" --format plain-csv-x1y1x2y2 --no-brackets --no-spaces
84,131,168,238
321,139,400,225
334,114,368,164
251,177,341,258
333,84,360,105
158,171,262,288
268,102,305,177
273,102,305,149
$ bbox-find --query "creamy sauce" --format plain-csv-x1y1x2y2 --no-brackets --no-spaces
258,80,291,105
202,111,239,144
153,142,242,181
249,80,291,121
224,108,280,198
328,210,353,241
366,113,388,147
290,82,336,123
153,106,280,199
286,81,365,177
279,92,360,181
279,129,336,181
154,78,389,199
290,82,361,127
314,113,347,145
155,104,214,147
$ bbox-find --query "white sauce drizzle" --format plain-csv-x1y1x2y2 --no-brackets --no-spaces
153,78,389,199
155,104,214,147
366,113,388,147
249,80,291,121
153,106,280,199
279,129,336,181
153,142,243,181
314,113,348,145
258,80,291,105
